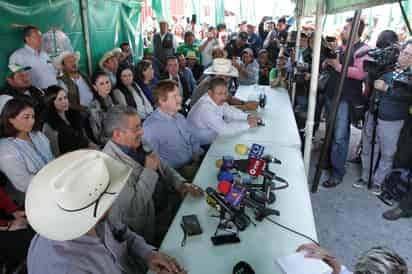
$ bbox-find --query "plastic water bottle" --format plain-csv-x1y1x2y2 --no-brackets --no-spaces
269,67,278,82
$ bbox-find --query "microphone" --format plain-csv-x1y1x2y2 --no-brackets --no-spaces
247,158,265,177
217,180,232,195
248,144,265,159
205,187,250,231
217,170,234,182
225,184,246,207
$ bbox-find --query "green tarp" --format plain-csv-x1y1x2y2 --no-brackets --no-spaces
0,0,143,86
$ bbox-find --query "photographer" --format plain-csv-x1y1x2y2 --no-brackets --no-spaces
294,32,313,112
322,18,370,188
368,40,412,221
355,33,411,196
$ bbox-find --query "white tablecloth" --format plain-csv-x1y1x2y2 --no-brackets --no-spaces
149,86,317,274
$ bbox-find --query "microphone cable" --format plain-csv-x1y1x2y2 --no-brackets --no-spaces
265,216,320,246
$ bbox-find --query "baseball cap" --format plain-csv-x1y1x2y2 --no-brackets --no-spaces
7,64,31,78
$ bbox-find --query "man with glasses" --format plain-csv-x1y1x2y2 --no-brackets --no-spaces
356,40,412,199
102,106,202,246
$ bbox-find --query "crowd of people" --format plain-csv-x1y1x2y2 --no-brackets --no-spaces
0,13,410,274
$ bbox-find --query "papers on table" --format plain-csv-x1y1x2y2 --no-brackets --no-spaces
276,252,333,274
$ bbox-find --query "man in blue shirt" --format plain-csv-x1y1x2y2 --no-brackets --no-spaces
143,80,203,180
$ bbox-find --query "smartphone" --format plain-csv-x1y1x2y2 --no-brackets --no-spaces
211,234,241,245
181,215,202,236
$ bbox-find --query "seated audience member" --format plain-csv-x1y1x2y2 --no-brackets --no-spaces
187,77,260,145
142,48,162,80
258,49,272,85
0,187,34,274
103,106,203,245
199,26,219,67
99,50,119,86
297,244,407,274
232,48,259,85
185,51,203,81
0,99,54,204
26,150,187,274
2,64,45,129
161,56,191,102
55,51,94,112
9,25,57,89
42,85,97,156
190,58,258,111
89,71,116,146
112,66,153,120
177,53,197,95
176,31,201,62
120,42,134,67
224,31,248,59
135,60,157,107
143,80,203,180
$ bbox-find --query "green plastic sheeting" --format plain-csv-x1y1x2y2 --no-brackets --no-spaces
214,0,225,26
0,0,143,87
150,0,170,22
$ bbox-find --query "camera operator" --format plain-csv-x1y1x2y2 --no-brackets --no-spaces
358,40,412,201
294,32,313,112
322,18,370,188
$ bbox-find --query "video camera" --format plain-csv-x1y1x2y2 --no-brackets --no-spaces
361,45,400,77
321,36,338,59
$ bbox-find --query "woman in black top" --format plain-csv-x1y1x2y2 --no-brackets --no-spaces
43,85,97,156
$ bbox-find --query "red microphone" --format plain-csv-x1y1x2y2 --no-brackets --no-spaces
247,158,265,177
217,180,232,195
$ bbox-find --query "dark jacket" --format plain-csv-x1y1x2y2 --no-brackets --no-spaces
44,108,89,155
58,72,93,112
153,32,175,66
325,42,366,104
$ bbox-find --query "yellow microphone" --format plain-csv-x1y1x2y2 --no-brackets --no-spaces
235,144,248,155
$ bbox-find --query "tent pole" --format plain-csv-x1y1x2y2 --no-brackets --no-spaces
311,9,362,192
303,0,323,176
291,16,302,105
80,0,93,76
398,0,412,35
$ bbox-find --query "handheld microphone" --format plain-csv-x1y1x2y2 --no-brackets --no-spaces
247,158,265,177
225,184,246,207
248,144,265,159
217,170,234,182
205,187,250,231
217,180,232,195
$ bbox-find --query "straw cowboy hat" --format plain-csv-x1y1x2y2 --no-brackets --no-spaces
186,50,198,60
204,58,238,77
53,51,80,70
25,150,132,241
99,51,117,70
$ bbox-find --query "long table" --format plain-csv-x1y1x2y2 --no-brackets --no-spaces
150,86,316,273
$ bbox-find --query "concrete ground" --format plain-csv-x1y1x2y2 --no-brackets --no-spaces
307,124,412,271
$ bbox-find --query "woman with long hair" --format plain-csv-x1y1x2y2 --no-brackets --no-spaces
135,60,157,107
0,99,54,204
43,85,97,156
112,66,153,120
88,70,116,146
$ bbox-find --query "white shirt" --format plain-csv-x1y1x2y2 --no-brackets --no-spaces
187,94,249,145
200,38,219,67
74,77,94,106
9,45,57,89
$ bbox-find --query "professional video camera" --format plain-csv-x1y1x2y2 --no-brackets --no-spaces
361,45,400,77
294,62,310,84
321,36,339,59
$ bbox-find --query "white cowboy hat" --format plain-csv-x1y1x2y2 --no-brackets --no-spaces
204,58,238,77
53,51,80,70
99,51,117,70
25,150,132,241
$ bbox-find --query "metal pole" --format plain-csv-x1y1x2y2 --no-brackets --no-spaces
303,0,323,176
399,0,412,36
311,10,363,193
291,16,302,105
80,0,93,76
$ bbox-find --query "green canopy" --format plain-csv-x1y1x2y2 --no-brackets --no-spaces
296,0,399,15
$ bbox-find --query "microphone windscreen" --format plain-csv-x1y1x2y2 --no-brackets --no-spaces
235,144,248,155
217,180,232,195
217,170,234,182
